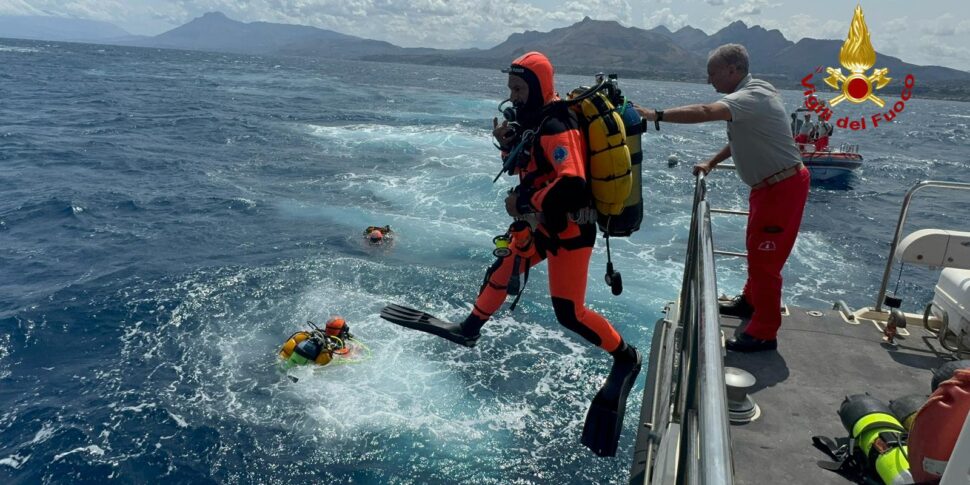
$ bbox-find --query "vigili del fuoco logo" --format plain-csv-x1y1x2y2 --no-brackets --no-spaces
800,4,916,131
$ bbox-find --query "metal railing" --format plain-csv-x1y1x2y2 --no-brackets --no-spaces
873,180,970,312
636,179,970,484
633,169,739,484
665,172,735,484
838,142,859,154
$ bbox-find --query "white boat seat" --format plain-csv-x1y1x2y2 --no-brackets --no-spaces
896,229,970,269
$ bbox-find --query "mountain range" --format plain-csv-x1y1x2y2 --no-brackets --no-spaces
3,12,969,100
0,15,143,44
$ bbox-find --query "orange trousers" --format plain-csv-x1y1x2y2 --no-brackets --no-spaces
470,226,622,352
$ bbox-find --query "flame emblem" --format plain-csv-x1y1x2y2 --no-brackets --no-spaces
824,4,891,107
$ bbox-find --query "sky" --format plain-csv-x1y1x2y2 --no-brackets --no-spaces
1,0,969,71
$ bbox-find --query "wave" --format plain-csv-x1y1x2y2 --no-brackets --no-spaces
0,45,41,53
87,256,630,481
305,123,491,153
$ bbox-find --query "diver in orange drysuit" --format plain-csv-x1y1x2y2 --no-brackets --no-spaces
381,51,640,457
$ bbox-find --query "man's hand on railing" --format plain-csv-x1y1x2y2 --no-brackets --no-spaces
693,160,714,176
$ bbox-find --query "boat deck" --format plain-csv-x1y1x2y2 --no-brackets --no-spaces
721,305,949,484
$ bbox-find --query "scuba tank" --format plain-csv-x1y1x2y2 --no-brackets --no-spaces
908,369,970,482
837,394,913,485
278,319,370,374
493,74,647,298
888,393,927,431
280,336,332,367
565,74,646,295
570,74,646,238
609,99,646,237
279,320,348,367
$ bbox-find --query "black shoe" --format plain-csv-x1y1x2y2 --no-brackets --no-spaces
719,294,754,318
726,332,777,352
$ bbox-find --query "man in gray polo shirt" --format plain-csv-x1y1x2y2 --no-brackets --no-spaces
635,43,810,352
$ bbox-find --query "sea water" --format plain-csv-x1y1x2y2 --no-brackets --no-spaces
1,38,968,483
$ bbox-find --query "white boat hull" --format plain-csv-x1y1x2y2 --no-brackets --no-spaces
801,151,864,181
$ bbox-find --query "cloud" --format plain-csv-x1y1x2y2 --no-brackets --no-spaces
643,7,688,31
919,13,960,36
884,16,909,33
1,0,163,26
915,13,970,38
706,0,726,5
721,0,779,19
134,0,639,48
913,35,970,69
545,0,635,27
0,0,45,15
761,13,844,42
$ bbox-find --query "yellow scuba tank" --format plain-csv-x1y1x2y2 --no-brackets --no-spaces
279,331,310,360
567,87,631,217
565,74,646,296
279,331,334,367
838,394,913,485
567,75,645,237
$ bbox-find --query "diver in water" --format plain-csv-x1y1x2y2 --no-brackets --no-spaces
279,316,356,367
379,51,640,457
364,225,392,244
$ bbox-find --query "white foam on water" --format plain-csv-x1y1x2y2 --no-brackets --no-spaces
306,123,490,153
118,402,156,413
0,453,29,469
230,197,256,209
52,445,105,462
167,411,188,428
0,45,41,53
31,422,56,444
0,333,10,379
788,231,872,307
104,244,640,476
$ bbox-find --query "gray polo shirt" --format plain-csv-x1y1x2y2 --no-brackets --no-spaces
717,74,802,187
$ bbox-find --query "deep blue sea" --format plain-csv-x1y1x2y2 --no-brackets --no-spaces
1,38,968,484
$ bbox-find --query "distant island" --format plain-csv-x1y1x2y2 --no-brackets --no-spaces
3,12,970,101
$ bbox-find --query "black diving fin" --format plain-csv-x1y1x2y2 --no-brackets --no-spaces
379,304,480,348
581,347,643,457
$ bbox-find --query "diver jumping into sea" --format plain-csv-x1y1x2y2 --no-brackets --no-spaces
380,51,641,457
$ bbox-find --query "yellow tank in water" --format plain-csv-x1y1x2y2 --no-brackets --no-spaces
279,332,310,359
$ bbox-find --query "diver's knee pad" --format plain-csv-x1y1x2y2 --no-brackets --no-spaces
551,297,602,347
